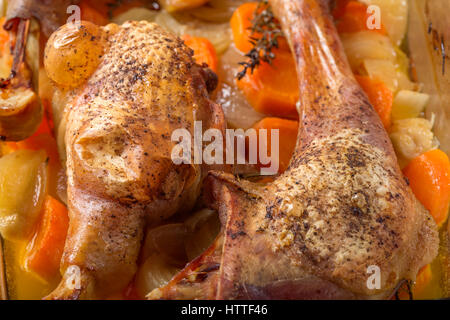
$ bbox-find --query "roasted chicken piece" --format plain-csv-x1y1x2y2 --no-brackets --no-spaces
0,17,42,141
44,20,225,299
150,0,439,300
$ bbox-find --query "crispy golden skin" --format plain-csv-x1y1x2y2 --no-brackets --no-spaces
151,0,439,300
45,21,224,299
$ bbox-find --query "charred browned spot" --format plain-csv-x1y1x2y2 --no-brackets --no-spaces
345,146,366,168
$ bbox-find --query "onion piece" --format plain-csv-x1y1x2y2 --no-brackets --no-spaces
184,209,221,261
184,0,246,23
109,7,232,54
141,223,188,267
392,90,430,121
135,254,180,298
214,43,265,129
112,8,158,25
360,0,408,46
389,118,437,168
362,58,415,93
154,10,231,54
340,31,396,72
0,149,48,241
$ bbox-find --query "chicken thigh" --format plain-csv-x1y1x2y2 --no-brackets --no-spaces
44,20,225,299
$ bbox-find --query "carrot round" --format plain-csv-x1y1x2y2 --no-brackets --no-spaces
355,75,393,130
230,2,289,54
403,149,450,228
237,50,299,119
252,117,298,174
24,195,69,280
182,35,218,73
335,1,387,35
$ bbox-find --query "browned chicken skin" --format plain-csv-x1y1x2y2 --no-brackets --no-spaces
45,21,225,299
150,0,439,300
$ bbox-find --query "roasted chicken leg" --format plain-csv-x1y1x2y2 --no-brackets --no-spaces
150,0,439,300
45,21,225,299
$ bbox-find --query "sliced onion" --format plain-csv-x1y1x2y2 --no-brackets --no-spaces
214,43,265,129
135,254,180,298
0,150,48,241
111,8,158,25
392,90,430,121
184,209,221,261
184,0,247,23
155,10,231,54
340,31,396,72
141,223,188,267
362,59,416,93
360,0,408,46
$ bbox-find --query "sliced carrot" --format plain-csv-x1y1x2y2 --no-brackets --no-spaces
355,75,393,130
335,1,387,35
252,117,298,174
24,195,69,280
413,264,433,296
182,35,218,73
403,149,450,227
80,1,109,26
237,50,299,119
230,2,289,54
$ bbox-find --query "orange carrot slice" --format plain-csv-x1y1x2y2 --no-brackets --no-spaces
252,117,298,174
230,2,289,54
182,35,218,73
403,149,450,227
335,1,387,35
237,50,299,119
355,75,393,130
24,195,69,280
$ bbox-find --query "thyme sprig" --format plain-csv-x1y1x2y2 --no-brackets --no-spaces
236,0,284,80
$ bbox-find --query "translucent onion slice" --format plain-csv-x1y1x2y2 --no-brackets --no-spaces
111,8,159,25
184,0,247,23
214,44,265,129
141,223,188,267
155,10,231,54
360,0,408,46
392,90,430,121
184,209,221,261
362,59,415,93
0,150,48,241
135,254,180,298
340,31,396,72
